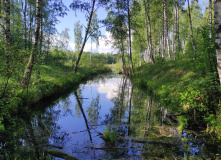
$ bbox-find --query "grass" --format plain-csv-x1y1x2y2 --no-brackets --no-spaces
133,58,220,113
0,63,111,131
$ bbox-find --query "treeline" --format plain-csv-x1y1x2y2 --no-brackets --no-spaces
102,0,218,78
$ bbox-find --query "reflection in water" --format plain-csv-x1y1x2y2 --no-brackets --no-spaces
0,74,221,159
74,90,93,142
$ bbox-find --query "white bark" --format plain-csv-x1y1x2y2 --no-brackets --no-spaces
215,0,221,85
187,0,196,56
21,0,42,86
73,0,96,73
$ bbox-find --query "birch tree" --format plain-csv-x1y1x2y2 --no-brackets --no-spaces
187,0,196,56
143,0,155,64
21,0,42,86
71,0,96,73
74,21,83,52
215,0,221,84
127,0,134,76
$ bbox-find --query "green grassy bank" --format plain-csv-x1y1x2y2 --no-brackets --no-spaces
133,58,221,132
0,64,111,131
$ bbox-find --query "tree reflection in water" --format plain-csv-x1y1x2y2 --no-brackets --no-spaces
1,75,221,159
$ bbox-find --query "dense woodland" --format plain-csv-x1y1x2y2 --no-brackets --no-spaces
0,0,221,158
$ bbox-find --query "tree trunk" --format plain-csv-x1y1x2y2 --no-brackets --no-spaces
162,0,165,58
23,0,27,48
127,0,134,76
183,36,186,55
177,2,180,58
187,0,196,57
164,0,171,60
73,0,96,74
21,0,42,87
209,0,212,41
29,2,33,48
174,2,177,60
215,0,221,85
143,0,149,58
37,3,43,79
143,0,155,64
4,0,10,68
121,38,128,75
147,0,155,64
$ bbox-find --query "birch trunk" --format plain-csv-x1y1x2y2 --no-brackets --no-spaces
174,2,177,60
165,0,171,60
177,2,179,58
29,2,33,48
73,0,96,73
37,3,43,79
187,0,196,57
162,0,165,58
215,0,221,85
143,0,150,59
209,0,212,41
183,37,186,55
121,38,128,75
144,0,155,64
46,23,52,64
21,0,42,86
147,0,155,64
4,0,10,67
127,0,134,76
23,0,27,48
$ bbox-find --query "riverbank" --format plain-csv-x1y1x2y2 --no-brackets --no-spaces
133,58,221,132
0,64,111,131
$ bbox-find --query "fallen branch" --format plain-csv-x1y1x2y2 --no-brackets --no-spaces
88,146,141,150
45,149,78,160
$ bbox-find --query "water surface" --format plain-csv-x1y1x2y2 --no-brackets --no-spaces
1,74,220,159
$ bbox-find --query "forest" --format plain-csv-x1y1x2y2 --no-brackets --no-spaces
0,0,221,159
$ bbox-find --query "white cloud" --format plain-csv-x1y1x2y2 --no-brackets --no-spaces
97,31,119,54
67,31,119,54
97,78,119,100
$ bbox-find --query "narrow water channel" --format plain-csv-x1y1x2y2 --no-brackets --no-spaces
1,74,220,159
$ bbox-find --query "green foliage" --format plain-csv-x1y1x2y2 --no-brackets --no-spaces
155,56,165,63
103,127,117,145
134,57,220,131
178,115,188,131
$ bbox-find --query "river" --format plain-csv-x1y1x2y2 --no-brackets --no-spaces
0,74,220,159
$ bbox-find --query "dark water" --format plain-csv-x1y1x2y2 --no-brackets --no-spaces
1,74,221,159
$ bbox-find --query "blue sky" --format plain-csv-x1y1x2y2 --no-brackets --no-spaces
55,0,208,53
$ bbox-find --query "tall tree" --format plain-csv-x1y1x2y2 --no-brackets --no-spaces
162,0,165,58
209,0,212,42
164,0,171,60
71,0,96,73
21,0,42,86
89,12,100,60
22,0,27,48
147,0,155,64
4,0,10,68
174,0,178,60
28,1,33,49
127,0,134,76
143,0,155,64
187,0,196,56
215,0,221,85
74,21,83,52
